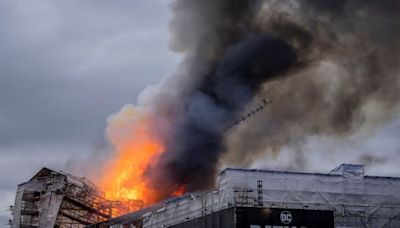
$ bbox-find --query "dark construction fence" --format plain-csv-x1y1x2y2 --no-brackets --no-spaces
170,207,334,228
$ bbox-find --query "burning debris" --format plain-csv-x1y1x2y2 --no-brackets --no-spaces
223,98,274,132
93,0,400,209
11,168,137,227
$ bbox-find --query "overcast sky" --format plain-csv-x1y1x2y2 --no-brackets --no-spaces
0,0,180,224
2,1,400,226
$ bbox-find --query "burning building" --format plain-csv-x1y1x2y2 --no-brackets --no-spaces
10,0,400,227
10,164,400,227
95,0,400,209
10,168,141,228
89,164,400,228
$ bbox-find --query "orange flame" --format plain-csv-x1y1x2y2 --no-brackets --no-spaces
96,105,186,212
171,185,186,197
97,106,166,208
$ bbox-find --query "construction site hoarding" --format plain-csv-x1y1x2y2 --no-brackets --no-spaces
89,164,400,228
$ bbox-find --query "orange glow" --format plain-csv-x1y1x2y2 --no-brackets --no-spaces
171,185,186,197
97,106,164,208
99,137,163,204
96,105,185,213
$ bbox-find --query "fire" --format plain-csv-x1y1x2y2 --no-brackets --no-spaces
99,138,163,204
171,185,186,197
97,105,167,208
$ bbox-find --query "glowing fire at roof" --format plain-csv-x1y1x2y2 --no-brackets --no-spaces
97,105,170,208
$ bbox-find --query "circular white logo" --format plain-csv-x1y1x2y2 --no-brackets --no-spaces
280,211,293,224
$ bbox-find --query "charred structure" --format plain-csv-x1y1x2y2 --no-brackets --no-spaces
10,168,141,228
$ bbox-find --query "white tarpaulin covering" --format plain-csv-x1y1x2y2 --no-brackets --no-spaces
98,164,400,228
217,164,400,227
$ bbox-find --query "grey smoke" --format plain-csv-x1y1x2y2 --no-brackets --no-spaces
224,0,400,168
106,0,400,201
142,0,313,200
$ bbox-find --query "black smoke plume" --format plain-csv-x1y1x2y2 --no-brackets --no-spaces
144,0,314,199
108,0,400,201
223,0,400,168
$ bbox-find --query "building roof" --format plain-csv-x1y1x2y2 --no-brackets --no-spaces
91,164,400,228
20,167,102,194
219,163,400,180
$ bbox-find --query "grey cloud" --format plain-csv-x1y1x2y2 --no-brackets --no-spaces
0,0,179,146
0,0,179,219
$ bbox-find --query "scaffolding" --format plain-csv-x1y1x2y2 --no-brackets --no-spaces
11,168,141,228
90,164,400,228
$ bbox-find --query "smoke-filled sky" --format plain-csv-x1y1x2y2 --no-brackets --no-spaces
118,0,400,201
0,0,180,224
2,0,400,225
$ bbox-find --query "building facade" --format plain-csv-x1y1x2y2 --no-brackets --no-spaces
90,164,400,228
